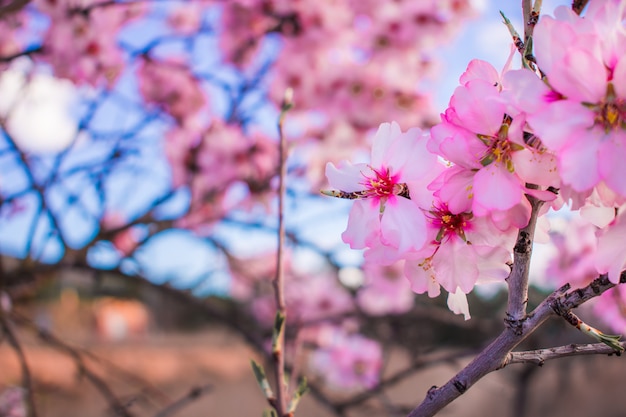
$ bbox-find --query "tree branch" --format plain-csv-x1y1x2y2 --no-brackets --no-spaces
572,0,590,15
506,195,543,326
406,271,626,417
504,342,625,366
0,0,30,17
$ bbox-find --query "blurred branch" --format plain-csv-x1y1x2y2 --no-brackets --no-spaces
0,0,30,17
152,384,213,417
11,312,170,405
335,349,474,412
0,46,42,63
572,0,590,15
0,314,38,417
9,312,136,417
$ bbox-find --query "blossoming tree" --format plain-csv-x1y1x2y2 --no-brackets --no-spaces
1,0,626,416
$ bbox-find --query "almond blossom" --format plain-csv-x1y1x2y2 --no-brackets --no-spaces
324,121,517,319
402,199,516,320
356,260,415,315
307,324,382,390
429,60,559,224
505,2,626,197
324,121,442,254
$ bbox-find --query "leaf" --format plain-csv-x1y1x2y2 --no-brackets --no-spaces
251,360,274,399
287,377,309,414
272,311,286,355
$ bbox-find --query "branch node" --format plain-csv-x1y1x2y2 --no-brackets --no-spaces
513,231,531,254
426,385,438,400
504,314,526,336
452,380,467,394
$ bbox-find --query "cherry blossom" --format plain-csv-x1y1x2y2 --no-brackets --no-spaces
593,287,626,334
167,2,206,35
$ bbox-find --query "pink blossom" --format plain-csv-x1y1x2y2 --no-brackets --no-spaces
544,216,599,289
595,209,626,284
593,287,626,334
101,212,141,256
308,325,382,390
167,3,206,35
506,3,626,196
34,0,144,87
0,387,26,417
356,260,414,315
0,12,29,70
325,122,442,254
429,61,559,221
402,201,516,320
138,58,207,126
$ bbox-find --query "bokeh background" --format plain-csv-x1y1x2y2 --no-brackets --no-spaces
2,1,624,417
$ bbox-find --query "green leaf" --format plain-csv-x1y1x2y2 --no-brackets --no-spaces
287,377,309,414
263,409,278,417
251,360,274,399
272,311,286,355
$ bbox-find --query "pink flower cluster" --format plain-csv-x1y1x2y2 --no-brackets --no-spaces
229,252,396,388
0,387,25,417
138,58,207,127
165,121,279,234
305,324,382,390
325,0,626,320
543,213,626,335
34,0,146,87
326,120,521,319
216,0,477,186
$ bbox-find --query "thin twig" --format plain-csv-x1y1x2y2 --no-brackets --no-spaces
336,349,474,411
152,384,213,417
9,313,135,417
522,0,533,42
270,89,293,417
12,312,170,405
0,315,38,417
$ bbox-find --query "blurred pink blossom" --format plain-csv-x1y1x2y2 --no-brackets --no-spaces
308,324,382,390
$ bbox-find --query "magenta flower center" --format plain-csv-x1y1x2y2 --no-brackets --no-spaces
427,202,472,243
360,166,409,200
